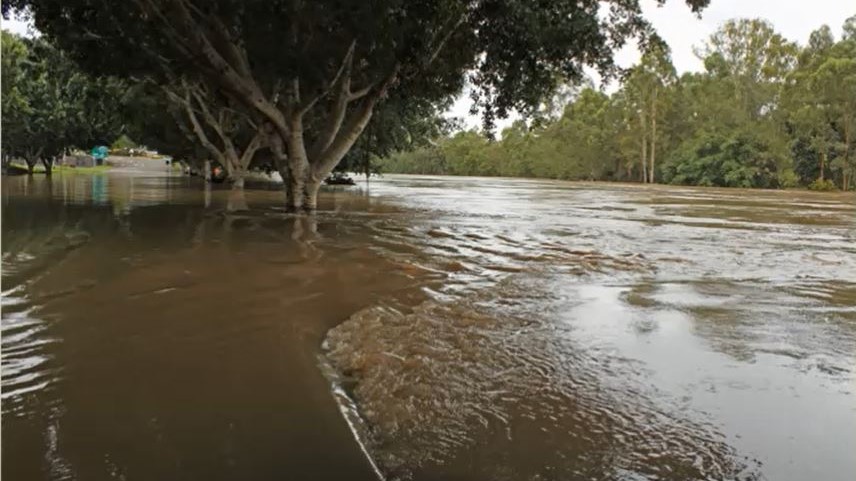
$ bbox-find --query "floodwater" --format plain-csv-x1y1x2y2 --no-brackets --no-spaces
2,167,855,481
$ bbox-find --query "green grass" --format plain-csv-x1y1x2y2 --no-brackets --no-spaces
56,164,113,174
9,162,112,174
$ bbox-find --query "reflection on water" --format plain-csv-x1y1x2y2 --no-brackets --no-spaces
3,172,855,481
2,172,417,481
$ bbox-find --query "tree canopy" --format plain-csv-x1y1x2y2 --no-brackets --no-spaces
1,30,128,174
380,16,856,191
7,0,709,208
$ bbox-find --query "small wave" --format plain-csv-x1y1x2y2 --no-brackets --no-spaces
322,276,760,480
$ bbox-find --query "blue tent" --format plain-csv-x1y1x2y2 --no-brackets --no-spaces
91,146,109,165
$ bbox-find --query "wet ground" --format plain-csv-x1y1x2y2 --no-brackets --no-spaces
2,167,855,480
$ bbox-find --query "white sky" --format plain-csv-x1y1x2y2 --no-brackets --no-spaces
451,0,856,131
4,1,854,131
1,16,35,37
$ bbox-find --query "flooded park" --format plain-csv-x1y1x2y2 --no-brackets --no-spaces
2,164,854,480
4,1,856,479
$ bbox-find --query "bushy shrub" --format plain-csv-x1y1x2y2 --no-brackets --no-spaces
807,178,837,191
663,130,788,188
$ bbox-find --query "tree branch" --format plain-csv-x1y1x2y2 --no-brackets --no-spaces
164,85,225,165
297,39,357,116
425,14,468,68
189,84,230,148
313,65,400,176
239,130,265,168
163,0,289,138
307,41,363,158
348,83,375,101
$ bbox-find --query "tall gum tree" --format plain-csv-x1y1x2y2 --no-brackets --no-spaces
782,18,856,188
9,0,710,210
631,43,676,184
694,18,798,123
783,26,837,182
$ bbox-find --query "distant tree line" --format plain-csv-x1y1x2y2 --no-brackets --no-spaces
6,0,711,209
380,17,856,191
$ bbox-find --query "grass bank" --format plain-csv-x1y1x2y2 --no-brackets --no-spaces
8,162,112,175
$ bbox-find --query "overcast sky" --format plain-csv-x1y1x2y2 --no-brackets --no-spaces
617,0,853,73
1,16,32,37
453,0,855,130
3,1,854,131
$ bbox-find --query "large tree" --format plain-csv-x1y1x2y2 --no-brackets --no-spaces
783,26,837,183
1,31,127,174
694,18,798,122
783,18,856,189
162,80,266,187
1,30,31,168
623,42,676,183
8,0,709,210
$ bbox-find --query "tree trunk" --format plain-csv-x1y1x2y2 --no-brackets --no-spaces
231,173,245,189
282,166,321,210
25,158,36,175
277,164,293,206
277,115,326,212
819,150,825,181
639,110,647,184
227,187,249,211
225,156,246,189
278,173,322,211
649,91,657,184
844,121,851,191
286,156,311,211
641,136,648,184
42,157,54,176
204,160,212,182
303,179,322,210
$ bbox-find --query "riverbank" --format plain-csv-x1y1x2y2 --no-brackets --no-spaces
5,162,113,175
376,169,850,192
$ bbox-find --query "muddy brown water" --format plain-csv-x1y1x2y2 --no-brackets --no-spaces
2,167,855,481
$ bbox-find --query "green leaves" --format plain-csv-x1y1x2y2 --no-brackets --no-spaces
12,0,710,170
1,31,129,163
662,130,784,188
381,14,855,191
782,17,856,187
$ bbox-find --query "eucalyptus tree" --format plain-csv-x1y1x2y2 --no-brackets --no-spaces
376,15,853,191
10,0,709,210
535,88,613,180
694,18,798,122
624,42,676,183
811,53,856,190
783,26,837,182
783,18,856,189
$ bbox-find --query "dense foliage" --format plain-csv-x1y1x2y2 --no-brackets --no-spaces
1,30,128,174
381,17,856,191
8,0,709,208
